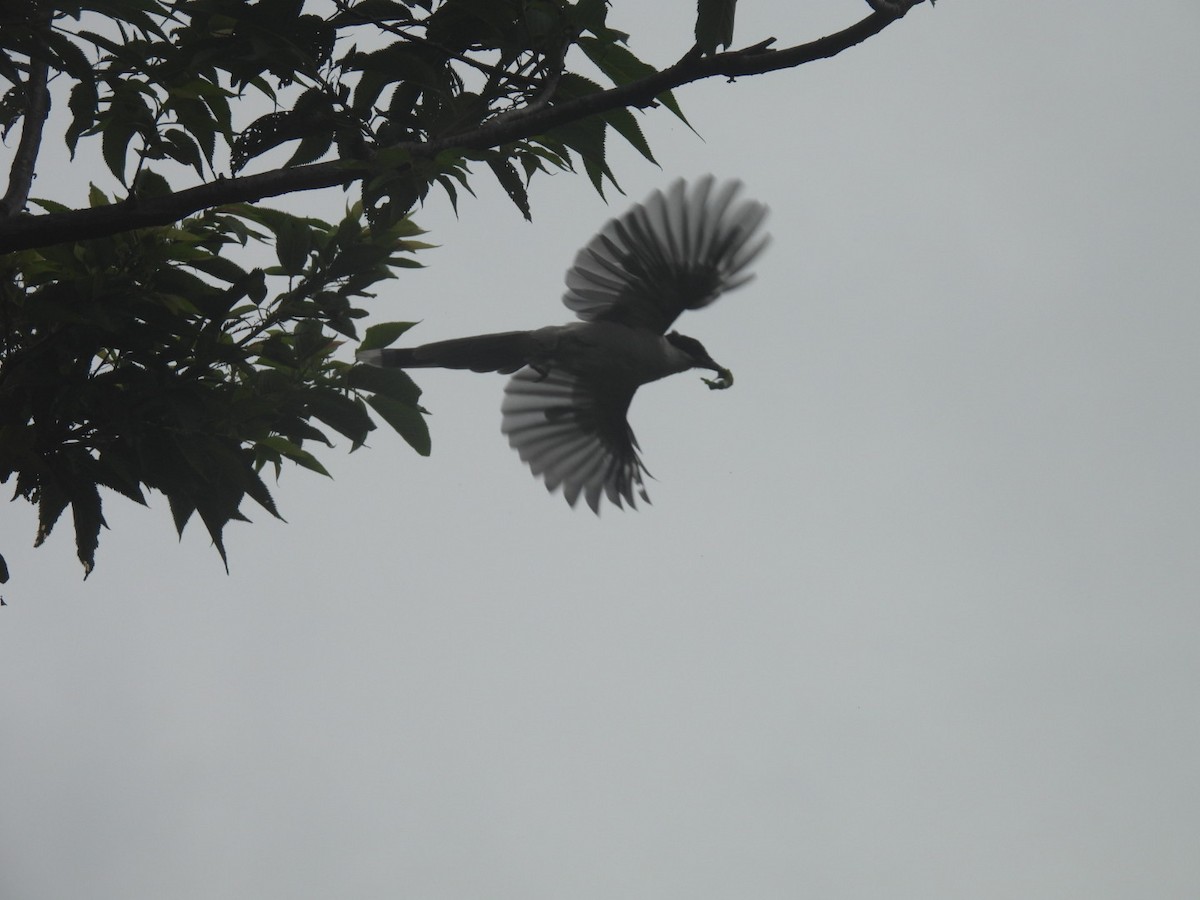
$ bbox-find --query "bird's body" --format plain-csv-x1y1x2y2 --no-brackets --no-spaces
356,176,769,511
366,322,700,384
534,321,707,388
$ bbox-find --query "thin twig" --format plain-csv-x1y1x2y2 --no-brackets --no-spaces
475,35,572,135
329,0,541,90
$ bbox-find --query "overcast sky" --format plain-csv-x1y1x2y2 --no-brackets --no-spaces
3,2,1199,898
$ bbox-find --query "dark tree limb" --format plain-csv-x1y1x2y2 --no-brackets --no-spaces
0,8,919,254
0,16,52,220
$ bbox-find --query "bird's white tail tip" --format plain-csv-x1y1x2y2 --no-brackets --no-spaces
355,348,384,366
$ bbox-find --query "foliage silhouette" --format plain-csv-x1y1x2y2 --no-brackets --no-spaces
0,0,929,578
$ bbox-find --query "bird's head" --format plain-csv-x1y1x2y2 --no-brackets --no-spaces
665,331,734,390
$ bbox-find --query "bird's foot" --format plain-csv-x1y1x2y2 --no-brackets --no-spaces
702,367,734,390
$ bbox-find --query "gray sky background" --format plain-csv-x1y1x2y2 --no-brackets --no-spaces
3,2,1199,897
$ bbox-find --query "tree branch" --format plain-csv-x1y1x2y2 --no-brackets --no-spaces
0,17,52,220
0,9,913,253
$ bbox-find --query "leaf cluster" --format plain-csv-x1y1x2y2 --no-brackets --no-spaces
0,0,924,580
1,186,430,576
0,0,692,579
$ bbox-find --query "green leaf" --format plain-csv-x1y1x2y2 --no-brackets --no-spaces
194,504,234,573
605,107,656,165
655,88,692,129
244,469,284,521
186,254,250,284
487,157,531,220
348,363,422,405
360,320,419,351
436,174,460,212
93,450,150,506
571,0,613,35
133,168,173,200
695,0,738,54
306,388,375,447
367,394,431,456
550,74,619,195
255,436,332,477
231,110,291,173
66,80,99,158
331,0,415,26
286,129,334,168
34,475,70,549
42,29,96,80
578,36,657,85
274,216,314,274
160,128,204,175
576,36,690,131
70,481,106,579
101,120,135,183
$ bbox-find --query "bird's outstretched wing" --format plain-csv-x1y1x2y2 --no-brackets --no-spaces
562,175,770,333
501,367,650,512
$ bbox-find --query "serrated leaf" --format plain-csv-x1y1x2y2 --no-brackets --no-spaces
34,477,70,548
605,107,656,164
437,174,459,212
331,0,414,26
656,89,692,130
70,481,106,579
577,37,690,128
556,117,613,195
274,216,313,274
93,450,149,506
231,110,290,172
186,254,249,284
194,504,231,573
66,80,98,158
695,0,738,54
101,121,135,183
167,493,195,537
307,388,375,447
204,89,234,142
367,394,430,456
572,0,611,34
348,363,422,405
133,168,173,200
43,29,95,80
286,128,334,168
578,36,657,85
360,320,419,351
244,469,284,521
549,74,619,195
161,128,204,175
486,157,531,220
581,153,614,198
75,28,125,56
28,197,71,214
255,436,332,477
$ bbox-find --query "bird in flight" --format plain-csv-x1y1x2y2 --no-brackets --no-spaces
356,175,770,511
